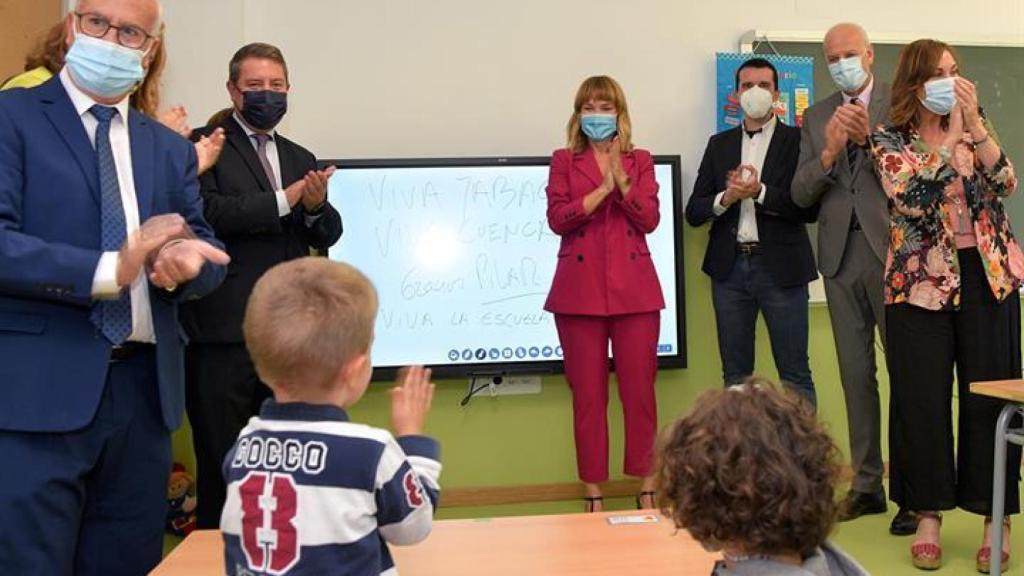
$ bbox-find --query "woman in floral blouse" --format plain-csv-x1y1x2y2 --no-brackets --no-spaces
870,39,1021,572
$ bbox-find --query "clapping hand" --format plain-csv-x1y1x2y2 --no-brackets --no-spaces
195,128,225,175
824,112,849,155
954,77,982,133
157,106,224,175
301,166,336,213
942,100,965,152
608,137,630,194
723,165,761,206
148,239,231,290
834,101,870,146
115,214,194,288
600,159,615,193
390,366,435,437
158,106,191,138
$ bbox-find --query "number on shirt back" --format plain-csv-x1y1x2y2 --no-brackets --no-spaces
238,472,300,575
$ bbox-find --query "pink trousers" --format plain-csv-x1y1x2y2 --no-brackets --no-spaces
554,312,660,483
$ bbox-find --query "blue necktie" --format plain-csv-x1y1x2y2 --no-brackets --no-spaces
89,105,133,345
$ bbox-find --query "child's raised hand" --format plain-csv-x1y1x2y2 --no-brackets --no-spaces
390,366,435,437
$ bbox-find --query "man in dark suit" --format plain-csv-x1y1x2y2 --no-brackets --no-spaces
792,23,916,535
686,57,818,405
0,1,228,574
181,42,343,528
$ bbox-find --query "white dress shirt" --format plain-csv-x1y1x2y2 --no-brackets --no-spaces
712,114,777,243
68,68,155,343
233,112,292,218
233,111,326,226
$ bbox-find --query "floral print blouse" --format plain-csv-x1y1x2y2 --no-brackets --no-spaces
870,122,1022,311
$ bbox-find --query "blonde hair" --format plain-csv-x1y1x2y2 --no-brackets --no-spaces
565,75,634,153
244,258,379,393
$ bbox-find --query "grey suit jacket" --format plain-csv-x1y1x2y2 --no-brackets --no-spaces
792,81,891,278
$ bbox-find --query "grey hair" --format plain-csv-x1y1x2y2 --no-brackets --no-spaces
67,0,164,33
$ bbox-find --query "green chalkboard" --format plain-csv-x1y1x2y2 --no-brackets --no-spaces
755,41,1024,230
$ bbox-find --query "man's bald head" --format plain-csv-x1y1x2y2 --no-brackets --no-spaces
823,22,874,93
823,22,872,60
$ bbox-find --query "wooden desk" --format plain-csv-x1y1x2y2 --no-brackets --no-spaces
970,379,1024,403
152,510,717,575
970,379,1024,575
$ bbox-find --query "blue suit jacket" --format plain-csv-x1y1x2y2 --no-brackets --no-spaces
0,76,226,433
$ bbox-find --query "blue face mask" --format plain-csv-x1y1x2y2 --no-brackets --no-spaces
65,31,147,99
920,77,957,116
828,56,868,93
580,113,617,142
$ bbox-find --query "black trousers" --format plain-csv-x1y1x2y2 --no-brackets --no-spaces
887,249,1022,515
185,343,272,528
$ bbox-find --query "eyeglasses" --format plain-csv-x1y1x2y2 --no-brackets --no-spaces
74,12,154,50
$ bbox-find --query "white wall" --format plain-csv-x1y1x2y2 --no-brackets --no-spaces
157,0,1024,192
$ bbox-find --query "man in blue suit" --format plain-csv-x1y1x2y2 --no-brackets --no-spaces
0,1,229,574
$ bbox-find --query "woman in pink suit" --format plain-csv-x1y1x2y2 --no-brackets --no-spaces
545,76,665,512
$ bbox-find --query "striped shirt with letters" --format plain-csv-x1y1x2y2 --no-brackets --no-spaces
220,401,441,575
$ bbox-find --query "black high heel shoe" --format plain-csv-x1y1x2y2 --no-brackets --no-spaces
636,491,656,510
583,496,604,513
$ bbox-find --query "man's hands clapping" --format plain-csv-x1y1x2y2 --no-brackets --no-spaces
722,165,761,208
284,166,337,212
114,214,230,291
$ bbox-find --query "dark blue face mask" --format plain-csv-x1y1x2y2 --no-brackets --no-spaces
240,89,288,131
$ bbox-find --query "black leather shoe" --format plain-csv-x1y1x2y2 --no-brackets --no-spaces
837,489,887,521
889,507,919,536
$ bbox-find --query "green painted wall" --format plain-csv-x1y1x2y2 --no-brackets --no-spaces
345,226,891,489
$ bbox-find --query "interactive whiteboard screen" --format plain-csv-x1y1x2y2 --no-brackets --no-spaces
323,157,685,378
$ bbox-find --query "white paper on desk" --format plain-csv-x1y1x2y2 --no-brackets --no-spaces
607,514,660,525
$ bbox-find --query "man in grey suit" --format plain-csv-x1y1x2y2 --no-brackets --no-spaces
792,22,916,536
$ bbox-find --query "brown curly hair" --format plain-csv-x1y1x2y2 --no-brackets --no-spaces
656,378,841,558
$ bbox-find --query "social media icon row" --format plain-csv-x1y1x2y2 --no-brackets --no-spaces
447,346,563,362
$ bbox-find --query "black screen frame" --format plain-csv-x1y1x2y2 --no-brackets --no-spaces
318,155,687,380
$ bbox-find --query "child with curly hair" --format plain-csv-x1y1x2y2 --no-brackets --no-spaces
656,378,868,575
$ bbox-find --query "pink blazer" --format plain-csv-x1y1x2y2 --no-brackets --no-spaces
543,147,666,316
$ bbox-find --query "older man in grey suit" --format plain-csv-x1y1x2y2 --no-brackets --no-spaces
792,23,916,536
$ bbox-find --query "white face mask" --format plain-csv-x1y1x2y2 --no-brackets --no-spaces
739,86,774,120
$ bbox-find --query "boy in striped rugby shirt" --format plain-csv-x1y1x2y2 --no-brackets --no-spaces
221,257,439,575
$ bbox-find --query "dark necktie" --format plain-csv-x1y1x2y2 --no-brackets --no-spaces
745,127,762,139
846,98,862,172
846,99,863,231
846,141,860,173
89,105,133,345
252,133,279,189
